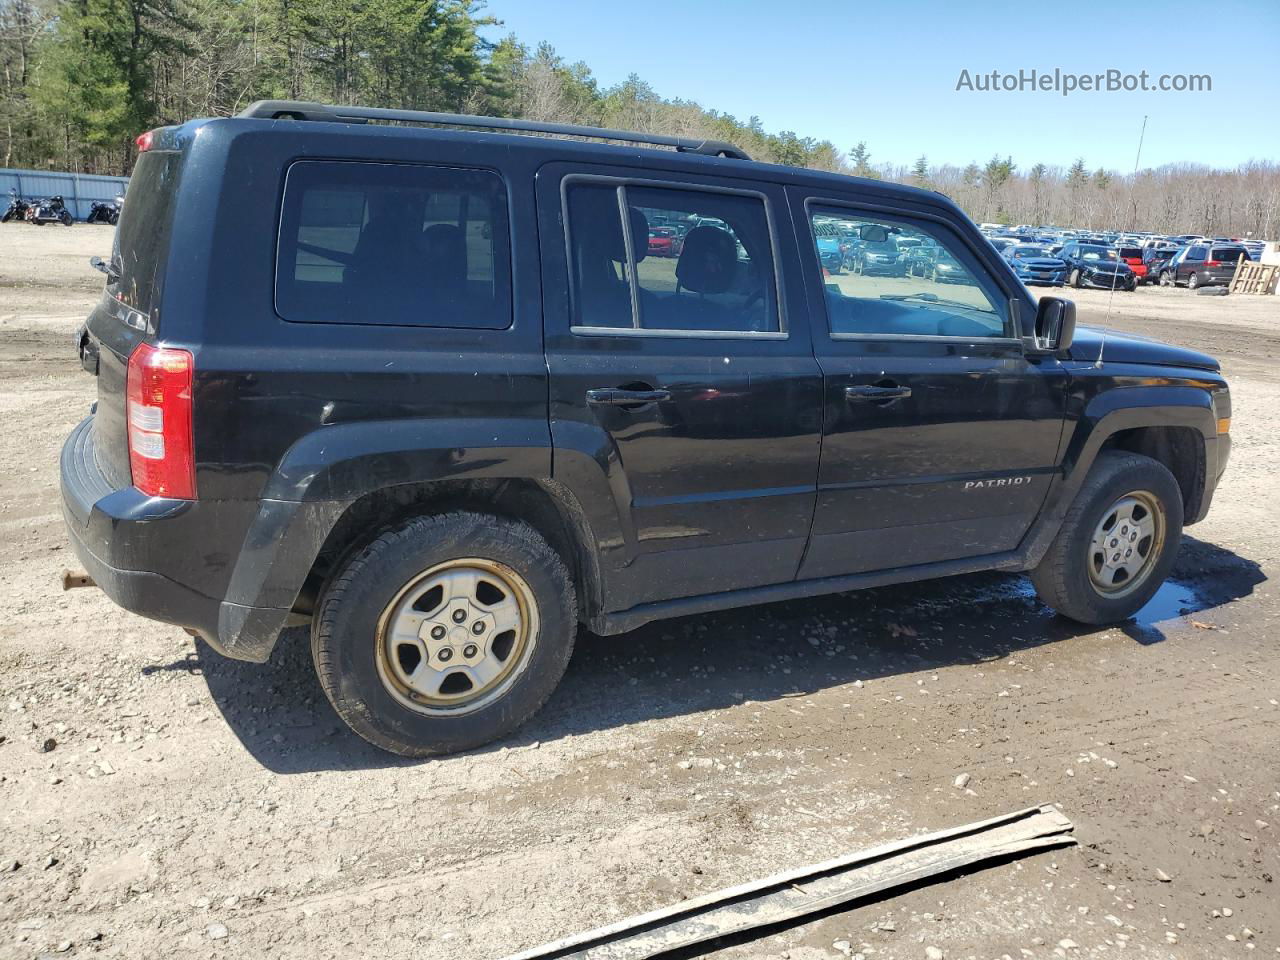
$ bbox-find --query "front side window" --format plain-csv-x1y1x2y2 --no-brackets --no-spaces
566,181,780,335
276,160,511,328
809,208,1008,339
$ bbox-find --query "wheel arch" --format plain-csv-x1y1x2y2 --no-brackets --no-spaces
1018,386,1217,568
1098,424,1206,522
295,477,603,625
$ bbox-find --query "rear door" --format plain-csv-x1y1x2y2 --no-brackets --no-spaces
790,192,1069,579
537,162,823,610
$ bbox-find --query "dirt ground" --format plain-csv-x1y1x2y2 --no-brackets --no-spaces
1,224,1277,960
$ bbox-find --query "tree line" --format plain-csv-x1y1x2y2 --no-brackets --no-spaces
2,0,1276,239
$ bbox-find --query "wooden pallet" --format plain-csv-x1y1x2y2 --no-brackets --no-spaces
1229,255,1280,295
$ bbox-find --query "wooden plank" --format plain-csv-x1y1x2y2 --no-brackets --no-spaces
502,805,1076,960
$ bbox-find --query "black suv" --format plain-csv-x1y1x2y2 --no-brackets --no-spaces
62,101,1231,757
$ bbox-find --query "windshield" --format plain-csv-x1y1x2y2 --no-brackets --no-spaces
1079,246,1117,262
1010,245,1048,258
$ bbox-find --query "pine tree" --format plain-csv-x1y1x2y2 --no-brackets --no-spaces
911,155,930,187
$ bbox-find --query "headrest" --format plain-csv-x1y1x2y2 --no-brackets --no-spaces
574,190,648,264
675,226,737,294
613,206,649,264
422,223,467,283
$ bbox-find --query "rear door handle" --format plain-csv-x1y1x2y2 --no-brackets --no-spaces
586,388,671,406
845,384,911,402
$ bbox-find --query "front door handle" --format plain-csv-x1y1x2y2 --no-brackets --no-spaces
586,387,671,407
845,384,912,402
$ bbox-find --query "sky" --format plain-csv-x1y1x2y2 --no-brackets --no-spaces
483,0,1279,173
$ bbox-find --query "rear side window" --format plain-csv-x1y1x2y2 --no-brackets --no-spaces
565,180,781,336
1210,247,1248,262
111,151,182,327
276,160,511,329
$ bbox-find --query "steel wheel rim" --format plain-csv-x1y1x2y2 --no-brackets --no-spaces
1087,490,1165,598
375,558,538,716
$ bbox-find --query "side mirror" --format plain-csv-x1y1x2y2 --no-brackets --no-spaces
1026,296,1075,353
859,224,889,243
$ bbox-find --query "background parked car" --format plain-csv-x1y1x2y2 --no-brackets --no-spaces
1115,246,1149,284
1001,243,1068,287
646,226,677,257
1162,243,1251,289
1059,242,1136,290
813,220,845,273
1143,246,1180,284
850,233,907,276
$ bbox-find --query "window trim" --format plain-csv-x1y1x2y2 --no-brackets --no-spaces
802,196,1022,345
560,173,788,340
273,158,514,331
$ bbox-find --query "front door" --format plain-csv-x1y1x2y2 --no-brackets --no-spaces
792,196,1069,579
538,164,823,610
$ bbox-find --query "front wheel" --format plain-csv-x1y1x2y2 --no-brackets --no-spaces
312,511,577,757
1030,451,1183,624
60,211,73,226
1187,271,1200,290
1069,268,1082,288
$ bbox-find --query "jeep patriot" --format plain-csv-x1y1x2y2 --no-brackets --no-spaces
61,101,1231,756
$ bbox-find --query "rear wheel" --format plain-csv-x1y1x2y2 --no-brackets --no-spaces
1187,271,1200,290
312,511,577,757
1159,270,1173,287
1031,452,1183,624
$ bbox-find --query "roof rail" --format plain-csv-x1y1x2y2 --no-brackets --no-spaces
236,100,752,161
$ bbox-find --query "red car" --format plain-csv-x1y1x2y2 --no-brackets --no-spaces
647,227,677,257
1116,246,1148,282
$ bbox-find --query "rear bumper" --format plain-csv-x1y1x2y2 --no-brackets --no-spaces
59,417,331,663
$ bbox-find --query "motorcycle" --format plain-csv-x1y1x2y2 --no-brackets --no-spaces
86,196,121,225
1,189,29,223
26,195,74,226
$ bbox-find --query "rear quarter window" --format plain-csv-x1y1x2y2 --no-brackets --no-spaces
1210,247,1248,262
275,160,511,329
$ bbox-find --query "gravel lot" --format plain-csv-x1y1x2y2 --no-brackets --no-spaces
1,224,1277,960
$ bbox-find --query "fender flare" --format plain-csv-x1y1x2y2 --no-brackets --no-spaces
211,418,552,661
1017,386,1216,568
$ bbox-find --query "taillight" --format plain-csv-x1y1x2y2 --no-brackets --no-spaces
135,129,155,152
126,343,196,499
1204,260,1220,267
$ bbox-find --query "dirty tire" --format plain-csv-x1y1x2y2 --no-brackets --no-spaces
312,511,576,757
1030,451,1183,624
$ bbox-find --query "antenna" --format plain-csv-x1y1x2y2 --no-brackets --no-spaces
1096,114,1148,369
